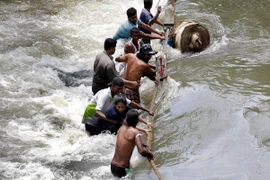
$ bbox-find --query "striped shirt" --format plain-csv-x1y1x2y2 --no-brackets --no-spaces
113,19,142,40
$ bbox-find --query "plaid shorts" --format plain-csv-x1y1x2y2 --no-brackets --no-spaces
124,88,140,104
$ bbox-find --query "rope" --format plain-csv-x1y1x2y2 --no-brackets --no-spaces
146,84,166,180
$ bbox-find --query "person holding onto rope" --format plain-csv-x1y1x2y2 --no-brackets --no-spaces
82,77,154,136
92,38,139,95
115,44,158,103
139,0,164,44
124,27,143,54
119,27,143,78
113,7,164,42
96,94,151,134
111,109,154,178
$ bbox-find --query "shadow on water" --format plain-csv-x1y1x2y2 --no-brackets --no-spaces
64,160,107,172
53,68,93,87
44,160,108,179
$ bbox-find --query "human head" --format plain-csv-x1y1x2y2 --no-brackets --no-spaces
108,77,124,96
144,0,153,9
126,109,139,127
114,94,127,113
104,38,117,54
127,7,138,24
138,44,157,63
130,27,141,41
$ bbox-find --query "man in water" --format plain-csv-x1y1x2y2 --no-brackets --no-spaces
111,109,154,178
113,7,164,42
115,44,157,103
139,0,164,44
92,38,139,95
118,27,143,78
96,94,151,134
124,27,143,54
82,77,154,135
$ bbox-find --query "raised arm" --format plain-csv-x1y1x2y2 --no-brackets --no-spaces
149,6,163,27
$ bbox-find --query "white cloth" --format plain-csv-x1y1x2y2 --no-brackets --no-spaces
83,88,131,125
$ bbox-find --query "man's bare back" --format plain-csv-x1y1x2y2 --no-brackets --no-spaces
111,109,153,178
116,53,155,85
111,125,138,167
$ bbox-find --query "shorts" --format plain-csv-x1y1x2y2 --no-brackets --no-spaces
85,124,97,135
124,88,140,104
111,162,130,178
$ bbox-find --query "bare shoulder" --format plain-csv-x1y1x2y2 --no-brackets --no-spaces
125,127,139,141
125,42,133,47
125,53,137,61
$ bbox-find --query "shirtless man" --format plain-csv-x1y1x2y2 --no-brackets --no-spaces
116,44,157,103
119,27,143,77
111,109,154,178
92,38,139,95
124,27,143,54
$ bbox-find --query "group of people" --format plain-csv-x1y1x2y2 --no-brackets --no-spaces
82,0,165,178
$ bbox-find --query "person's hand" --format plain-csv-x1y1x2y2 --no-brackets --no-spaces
147,154,154,161
157,6,162,14
142,129,151,135
146,149,154,161
130,80,140,90
154,77,160,85
147,122,152,128
160,35,165,40
148,110,154,116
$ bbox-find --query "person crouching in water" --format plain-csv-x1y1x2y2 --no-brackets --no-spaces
111,109,154,178
96,94,151,134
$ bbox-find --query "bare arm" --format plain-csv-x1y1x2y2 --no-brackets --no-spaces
138,116,152,128
135,134,154,160
115,54,128,63
139,21,163,37
123,79,140,90
148,63,156,70
122,120,150,134
144,64,156,81
129,101,154,116
140,30,164,40
95,110,118,124
149,6,163,27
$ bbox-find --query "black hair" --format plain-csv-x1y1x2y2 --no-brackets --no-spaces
104,38,117,50
144,0,153,8
127,7,137,18
130,27,140,35
126,109,139,127
136,53,148,63
114,94,127,105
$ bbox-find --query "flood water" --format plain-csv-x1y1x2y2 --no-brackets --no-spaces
1,0,270,179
